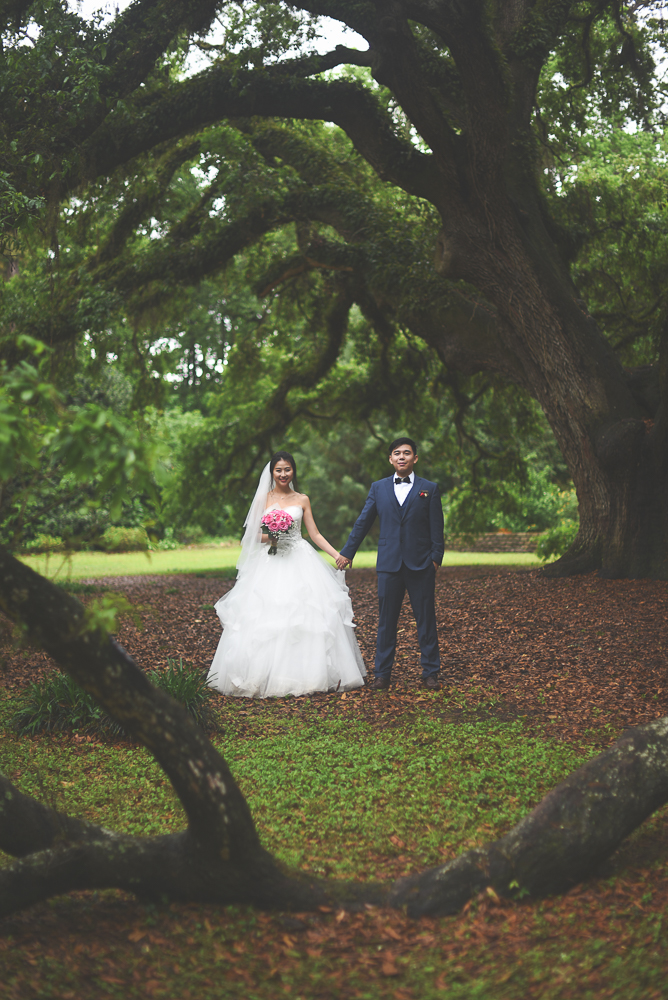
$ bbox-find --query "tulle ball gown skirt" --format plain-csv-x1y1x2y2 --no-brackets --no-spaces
207,539,367,698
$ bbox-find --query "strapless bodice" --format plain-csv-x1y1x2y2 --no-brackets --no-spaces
265,504,304,522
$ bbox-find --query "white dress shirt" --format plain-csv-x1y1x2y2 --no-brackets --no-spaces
393,470,415,506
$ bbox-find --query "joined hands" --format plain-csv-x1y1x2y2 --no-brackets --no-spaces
336,553,351,570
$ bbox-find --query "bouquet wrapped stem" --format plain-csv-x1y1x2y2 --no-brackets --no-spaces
266,532,278,555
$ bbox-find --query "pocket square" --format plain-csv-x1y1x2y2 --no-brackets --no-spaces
419,490,429,497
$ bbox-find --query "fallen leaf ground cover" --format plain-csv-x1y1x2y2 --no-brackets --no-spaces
1,566,668,998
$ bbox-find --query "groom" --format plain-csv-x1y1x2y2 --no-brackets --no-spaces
337,438,445,691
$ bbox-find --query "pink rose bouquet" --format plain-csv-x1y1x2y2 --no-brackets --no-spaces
261,509,294,555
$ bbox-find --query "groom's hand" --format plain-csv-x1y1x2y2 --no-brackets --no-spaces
336,554,350,570
433,561,439,570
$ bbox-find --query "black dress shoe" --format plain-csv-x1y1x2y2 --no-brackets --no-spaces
371,675,391,691
421,676,441,691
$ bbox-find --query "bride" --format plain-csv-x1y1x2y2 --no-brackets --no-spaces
207,451,367,698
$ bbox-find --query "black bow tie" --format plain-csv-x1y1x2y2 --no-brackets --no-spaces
395,476,411,484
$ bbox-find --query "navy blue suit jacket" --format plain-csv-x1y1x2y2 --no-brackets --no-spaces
340,475,445,573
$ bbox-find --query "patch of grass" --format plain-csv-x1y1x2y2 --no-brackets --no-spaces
0,733,181,840
11,673,110,737
18,546,244,580
1,706,589,872
1,700,667,998
340,550,540,569
18,547,541,580
214,711,591,878
146,657,213,728
10,658,213,737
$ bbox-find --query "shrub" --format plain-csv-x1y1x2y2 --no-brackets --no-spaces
444,466,575,534
12,658,213,737
151,526,180,551
23,533,64,554
176,524,206,545
536,518,579,562
100,526,149,552
146,657,213,728
535,489,579,561
12,673,107,736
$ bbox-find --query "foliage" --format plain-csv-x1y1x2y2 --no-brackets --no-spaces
151,526,179,550
22,532,64,553
217,713,589,878
12,671,109,737
2,1,668,563
146,657,214,729
547,129,668,368
11,657,212,737
444,468,577,535
2,694,589,864
536,491,580,562
0,170,43,260
100,525,149,553
0,343,160,550
0,364,150,547
9,690,662,998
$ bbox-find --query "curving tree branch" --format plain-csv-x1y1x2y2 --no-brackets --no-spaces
93,200,294,301
0,547,258,857
100,0,222,101
82,68,440,201
95,138,202,265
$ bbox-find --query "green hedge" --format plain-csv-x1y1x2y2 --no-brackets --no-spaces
100,526,149,552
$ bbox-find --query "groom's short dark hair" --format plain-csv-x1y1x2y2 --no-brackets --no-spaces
388,436,417,455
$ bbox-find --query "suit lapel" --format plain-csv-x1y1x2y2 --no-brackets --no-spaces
386,475,401,511
400,476,421,519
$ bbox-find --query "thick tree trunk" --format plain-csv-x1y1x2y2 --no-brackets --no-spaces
2,550,668,920
549,422,668,580
432,189,668,579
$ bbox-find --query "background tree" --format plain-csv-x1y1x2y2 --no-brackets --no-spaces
3,1,668,575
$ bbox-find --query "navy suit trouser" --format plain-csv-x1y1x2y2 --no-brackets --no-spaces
375,562,440,680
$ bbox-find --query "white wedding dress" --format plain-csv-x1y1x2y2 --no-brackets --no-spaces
207,505,367,698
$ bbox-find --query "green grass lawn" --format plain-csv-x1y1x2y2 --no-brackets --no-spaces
1,693,667,999
18,546,541,580
0,701,586,875
1,693,667,998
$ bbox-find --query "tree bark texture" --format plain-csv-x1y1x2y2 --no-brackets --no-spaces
1,549,668,919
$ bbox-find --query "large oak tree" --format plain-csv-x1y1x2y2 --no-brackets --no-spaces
4,0,668,576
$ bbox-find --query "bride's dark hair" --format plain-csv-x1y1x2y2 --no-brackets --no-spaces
269,450,299,492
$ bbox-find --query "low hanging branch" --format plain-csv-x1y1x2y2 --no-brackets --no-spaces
1,547,667,920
